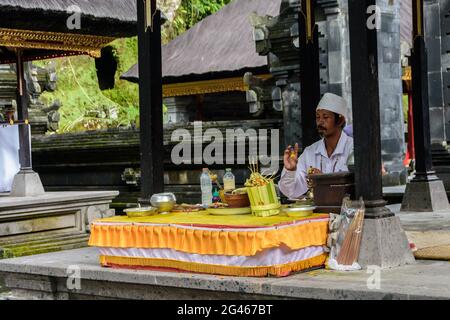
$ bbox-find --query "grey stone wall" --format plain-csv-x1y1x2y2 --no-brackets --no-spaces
0,63,59,134
425,0,447,144
321,0,353,120
439,0,450,142
321,0,406,185
163,92,257,125
245,0,406,184
163,96,194,124
377,0,407,185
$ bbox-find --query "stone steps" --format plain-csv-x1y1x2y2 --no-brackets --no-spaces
2,240,89,259
0,231,89,259
0,231,88,247
31,119,284,150
0,229,85,245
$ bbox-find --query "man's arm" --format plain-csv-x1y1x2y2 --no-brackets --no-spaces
278,152,309,199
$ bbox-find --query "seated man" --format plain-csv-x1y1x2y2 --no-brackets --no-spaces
279,93,354,199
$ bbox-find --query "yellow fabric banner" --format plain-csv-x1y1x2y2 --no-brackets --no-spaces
89,215,329,256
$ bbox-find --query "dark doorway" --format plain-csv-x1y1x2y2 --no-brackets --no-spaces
95,46,117,90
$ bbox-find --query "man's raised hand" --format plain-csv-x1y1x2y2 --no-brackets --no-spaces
283,143,299,171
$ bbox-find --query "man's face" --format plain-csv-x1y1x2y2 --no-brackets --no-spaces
316,109,341,138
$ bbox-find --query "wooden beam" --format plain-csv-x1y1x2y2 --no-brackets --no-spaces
413,0,424,37
137,0,164,200
299,0,321,148
409,0,437,181
348,0,392,218
15,49,32,170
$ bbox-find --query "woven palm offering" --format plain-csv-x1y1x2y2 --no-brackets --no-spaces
245,157,280,217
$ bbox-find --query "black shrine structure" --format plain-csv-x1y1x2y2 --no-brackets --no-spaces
401,0,449,211
299,0,321,148
347,0,414,267
0,0,137,197
136,0,165,202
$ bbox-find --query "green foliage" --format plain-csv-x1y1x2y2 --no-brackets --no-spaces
402,94,409,124
37,37,141,133
163,0,232,43
181,0,232,27
39,0,232,133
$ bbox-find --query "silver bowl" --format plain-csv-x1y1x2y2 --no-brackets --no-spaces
150,193,177,213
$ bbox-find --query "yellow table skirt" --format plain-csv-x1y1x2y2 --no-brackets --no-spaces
89,212,330,277
89,213,329,256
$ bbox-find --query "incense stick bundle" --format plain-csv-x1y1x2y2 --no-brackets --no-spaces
351,210,365,263
336,209,365,265
337,222,354,264
345,211,361,265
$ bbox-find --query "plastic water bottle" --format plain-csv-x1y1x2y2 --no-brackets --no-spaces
200,168,213,206
223,168,236,192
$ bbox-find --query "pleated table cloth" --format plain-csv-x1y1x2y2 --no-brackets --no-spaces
89,212,330,277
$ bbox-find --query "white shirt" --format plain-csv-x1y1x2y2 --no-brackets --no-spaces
0,125,20,193
278,132,354,199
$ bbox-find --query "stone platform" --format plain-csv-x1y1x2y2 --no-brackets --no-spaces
0,191,118,258
0,247,449,300
0,202,448,300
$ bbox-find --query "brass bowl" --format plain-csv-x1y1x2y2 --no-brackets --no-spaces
124,206,158,218
281,205,316,217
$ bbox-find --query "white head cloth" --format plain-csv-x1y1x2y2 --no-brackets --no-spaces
316,93,348,120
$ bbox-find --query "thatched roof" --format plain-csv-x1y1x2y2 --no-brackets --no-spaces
0,0,137,37
122,0,414,84
0,0,140,63
0,0,136,21
121,0,282,84
1,0,136,21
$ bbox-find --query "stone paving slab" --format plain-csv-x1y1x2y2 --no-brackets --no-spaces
383,185,406,195
0,247,449,300
389,204,450,260
394,205,450,232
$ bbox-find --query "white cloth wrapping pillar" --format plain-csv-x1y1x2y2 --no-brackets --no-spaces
0,125,20,192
